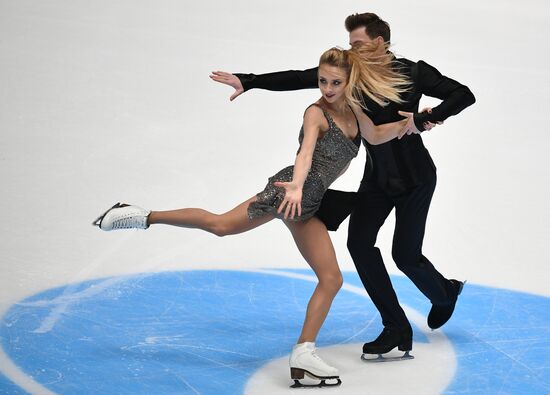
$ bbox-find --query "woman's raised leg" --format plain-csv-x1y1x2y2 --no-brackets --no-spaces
148,196,274,236
98,196,274,235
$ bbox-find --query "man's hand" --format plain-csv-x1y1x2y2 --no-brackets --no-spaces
419,107,444,131
398,107,442,135
209,71,244,101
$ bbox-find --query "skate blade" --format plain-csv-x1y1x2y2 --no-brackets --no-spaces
290,368,341,389
290,377,342,389
91,202,127,227
361,350,414,363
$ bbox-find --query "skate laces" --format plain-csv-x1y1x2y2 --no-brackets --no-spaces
111,212,146,229
310,348,325,364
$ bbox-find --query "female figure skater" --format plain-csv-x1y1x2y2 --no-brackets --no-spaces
94,45,409,388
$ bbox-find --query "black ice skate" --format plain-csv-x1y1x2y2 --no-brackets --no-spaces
361,326,414,363
427,279,465,330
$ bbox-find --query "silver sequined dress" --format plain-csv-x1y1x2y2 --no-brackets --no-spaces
248,104,361,221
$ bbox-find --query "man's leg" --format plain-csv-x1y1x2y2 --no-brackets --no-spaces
315,189,358,231
347,182,411,334
391,176,462,328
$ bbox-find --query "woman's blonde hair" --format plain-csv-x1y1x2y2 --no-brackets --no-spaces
319,43,409,108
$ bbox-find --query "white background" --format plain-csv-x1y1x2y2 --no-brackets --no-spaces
1,0,548,321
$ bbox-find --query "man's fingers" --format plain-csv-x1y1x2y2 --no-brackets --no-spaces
210,74,232,84
229,90,242,101
210,72,236,84
210,71,230,79
211,71,230,77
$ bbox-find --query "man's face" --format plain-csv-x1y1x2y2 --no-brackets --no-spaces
348,27,375,46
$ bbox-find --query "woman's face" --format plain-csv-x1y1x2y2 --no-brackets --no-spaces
318,64,348,104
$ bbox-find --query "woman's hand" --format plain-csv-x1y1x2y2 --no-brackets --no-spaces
398,107,443,136
209,71,244,101
273,181,302,220
420,107,443,131
397,112,417,137
397,118,409,139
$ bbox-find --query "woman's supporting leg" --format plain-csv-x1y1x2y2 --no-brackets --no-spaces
148,196,274,236
285,216,343,343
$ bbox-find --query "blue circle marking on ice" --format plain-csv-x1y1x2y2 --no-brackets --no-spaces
0,270,549,394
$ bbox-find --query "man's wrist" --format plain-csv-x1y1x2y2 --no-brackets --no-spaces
413,112,428,132
234,73,253,92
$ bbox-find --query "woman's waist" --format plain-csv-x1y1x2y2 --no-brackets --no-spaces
307,164,345,189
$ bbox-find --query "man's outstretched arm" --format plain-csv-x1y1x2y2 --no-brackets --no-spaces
236,68,319,91
210,68,318,100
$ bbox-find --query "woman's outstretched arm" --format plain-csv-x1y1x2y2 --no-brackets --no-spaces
352,106,408,145
274,105,324,219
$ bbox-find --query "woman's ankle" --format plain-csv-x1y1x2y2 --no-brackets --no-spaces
147,211,157,225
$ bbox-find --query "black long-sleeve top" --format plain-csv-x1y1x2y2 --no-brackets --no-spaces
235,57,475,194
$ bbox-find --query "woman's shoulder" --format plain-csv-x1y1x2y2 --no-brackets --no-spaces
303,100,326,119
302,101,329,134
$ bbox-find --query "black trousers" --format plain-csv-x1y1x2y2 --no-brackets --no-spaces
317,175,454,330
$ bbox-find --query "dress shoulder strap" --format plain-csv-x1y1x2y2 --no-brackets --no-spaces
348,105,361,130
304,103,332,124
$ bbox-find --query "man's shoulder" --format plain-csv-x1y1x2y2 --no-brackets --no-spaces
394,56,414,64
394,56,414,66
393,57,438,84
392,57,417,82
395,58,439,73
392,57,416,74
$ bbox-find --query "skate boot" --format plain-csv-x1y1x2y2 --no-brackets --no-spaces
427,279,465,330
289,342,341,388
93,203,150,231
361,326,414,362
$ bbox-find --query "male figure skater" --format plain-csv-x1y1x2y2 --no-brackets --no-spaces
211,12,475,360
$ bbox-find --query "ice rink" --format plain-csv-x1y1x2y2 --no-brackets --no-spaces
1,1,549,394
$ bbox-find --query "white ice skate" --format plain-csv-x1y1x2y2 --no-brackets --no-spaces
93,203,150,231
289,342,341,388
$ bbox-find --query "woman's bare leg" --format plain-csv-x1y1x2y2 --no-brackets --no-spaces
148,196,274,236
285,217,343,343
150,201,340,341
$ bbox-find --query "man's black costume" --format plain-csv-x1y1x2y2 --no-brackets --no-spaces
236,57,475,353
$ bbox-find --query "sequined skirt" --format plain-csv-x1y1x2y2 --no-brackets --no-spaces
247,165,326,221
